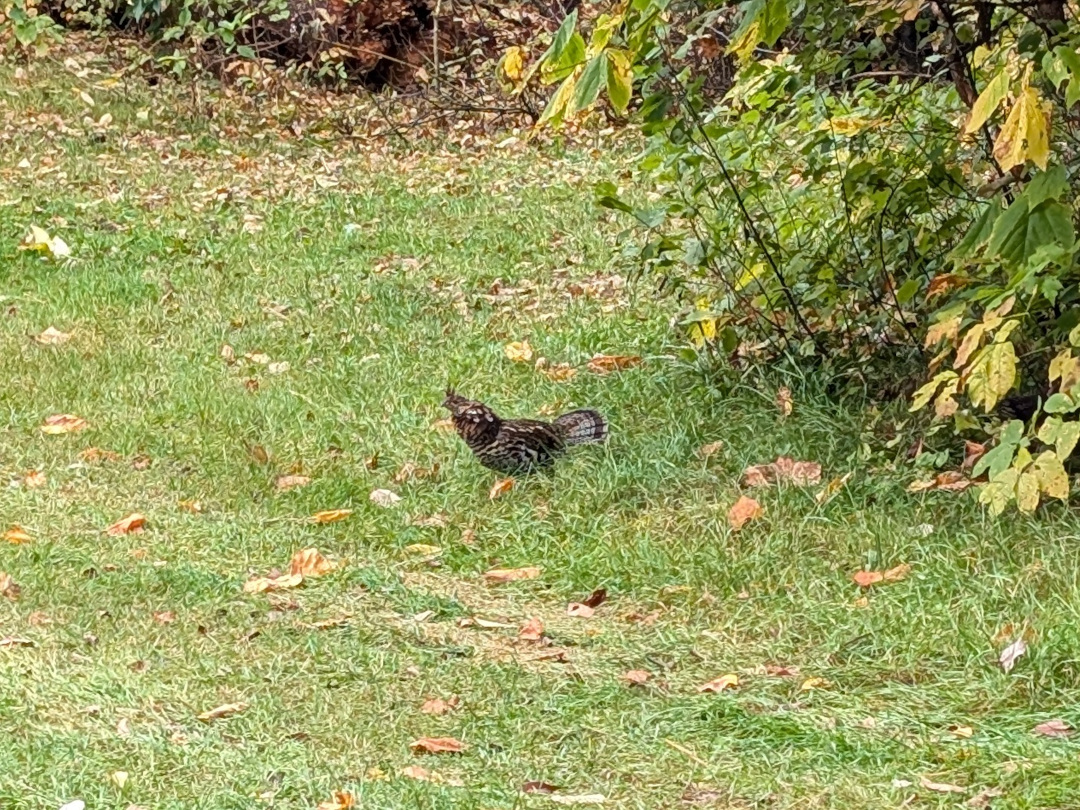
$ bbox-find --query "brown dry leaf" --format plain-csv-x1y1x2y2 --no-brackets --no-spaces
799,677,829,691
197,702,248,722
0,573,21,601
950,725,974,738
4,526,32,544
697,440,724,459
853,564,910,588
80,447,120,463
410,736,466,754
741,456,822,487
776,387,793,418
587,353,641,374
412,513,449,528
623,669,651,685
698,673,739,693
920,776,966,794
421,696,459,715
522,781,562,794
1033,719,1073,737
727,495,763,530
179,499,204,514
907,470,973,493
400,765,464,787
105,513,146,536
153,610,176,624
243,572,304,593
311,509,353,524
34,326,72,345
815,472,853,504
962,441,988,473
275,474,310,490
23,470,46,488
504,341,534,363
484,566,541,583
541,362,577,382
370,488,402,507
999,637,1028,673
316,791,355,810
289,547,339,577
41,414,88,434
0,637,34,648
967,787,1004,808
549,794,606,805
567,603,595,618
519,617,545,641
489,478,514,500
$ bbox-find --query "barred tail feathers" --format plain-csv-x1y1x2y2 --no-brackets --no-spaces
553,409,608,445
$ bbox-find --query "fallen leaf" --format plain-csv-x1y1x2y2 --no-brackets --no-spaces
489,478,514,499
852,563,910,588
197,702,247,722
421,696,459,715
999,637,1027,673
153,610,176,624
274,474,310,490
79,447,120,463
580,588,607,608
267,361,290,375
727,495,763,530
540,362,577,382
920,776,966,794
410,736,465,754
178,499,203,513
58,801,85,810
549,794,606,805
370,488,402,507
698,674,739,693
289,547,339,577
697,440,724,459
0,573,21,600
472,617,516,629
243,572,304,593
962,441,988,473
412,513,449,528
966,787,1004,808
109,771,128,789
505,341,534,363
105,513,146,536
799,677,828,691
907,470,973,492
248,444,271,464
815,472,853,504
400,765,464,786
1033,719,1072,737
776,387,793,417
220,344,236,363
20,225,71,259
522,781,562,794
246,352,271,365
567,603,595,618
41,414,88,434
587,354,641,374
404,544,442,556
623,669,651,685
484,566,541,583
316,791,355,810
519,617,545,641
4,526,32,544
950,725,974,738
762,664,801,677
741,456,822,487
0,637,34,648
34,326,71,345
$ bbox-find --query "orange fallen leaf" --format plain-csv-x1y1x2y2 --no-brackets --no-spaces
410,736,466,754
623,669,651,685
178,499,203,513
698,673,739,693
4,526,32,544
519,617,545,641
522,781,562,794
421,696,459,715
962,441,988,473
799,677,828,692
41,414,88,434
153,610,176,624
586,354,641,374
489,478,514,500
197,702,247,722
311,509,353,524
79,447,120,463
504,341,534,363
920,776,965,794
0,572,21,600
742,456,822,487
316,791,355,810
907,470,973,492
483,566,541,583
1033,719,1072,738
697,440,724,459
243,572,304,593
728,495,763,530
540,362,577,382
23,470,46,488
288,547,339,577
275,474,311,490
776,387,793,417
852,563,910,588
815,472,853,504
105,513,146,536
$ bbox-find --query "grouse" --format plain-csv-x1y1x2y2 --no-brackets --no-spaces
442,388,608,474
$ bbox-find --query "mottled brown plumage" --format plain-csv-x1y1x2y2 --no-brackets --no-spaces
442,388,607,474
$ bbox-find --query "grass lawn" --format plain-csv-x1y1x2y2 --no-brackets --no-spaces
3,40,1080,810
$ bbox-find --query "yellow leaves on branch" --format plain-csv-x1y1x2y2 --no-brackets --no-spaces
966,340,1017,413
994,85,1051,172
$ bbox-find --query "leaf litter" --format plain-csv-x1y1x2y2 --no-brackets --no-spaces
742,456,822,487
727,495,763,530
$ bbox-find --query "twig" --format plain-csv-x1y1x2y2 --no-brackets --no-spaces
433,0,443,89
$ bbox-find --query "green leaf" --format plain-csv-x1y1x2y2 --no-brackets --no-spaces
568,55,607,116
965,69,1010,134
896,278,920,304
542,10,579,64
542,32,586,84
986,199,1074,267
1044,392,1076,413
539,73,578,125
951,200,1003,260
727,0,789,63
1053,45,1080,108
605,49,633,114
1024,165,1068,208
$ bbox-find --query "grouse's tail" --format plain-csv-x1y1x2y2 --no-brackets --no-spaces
554,409,608,445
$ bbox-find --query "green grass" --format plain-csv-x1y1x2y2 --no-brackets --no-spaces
3,41,1080,810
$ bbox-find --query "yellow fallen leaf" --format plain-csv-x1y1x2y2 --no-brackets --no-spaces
404,544,442,556
243,572,303,593
698,673,739,693
950,725,974,738
483,566,541,583
489,478,514,500
504,341,533,363
288,547,339,577
34,326,71,345
799,677,828,692
316,791,355,810
776,387,793,417
197,702,248,722
40,414,88,434
274,475,311,490
105,513,146,536
3,526,32,544
110,771,128,789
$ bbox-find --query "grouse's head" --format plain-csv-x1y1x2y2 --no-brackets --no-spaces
441,388,496,424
